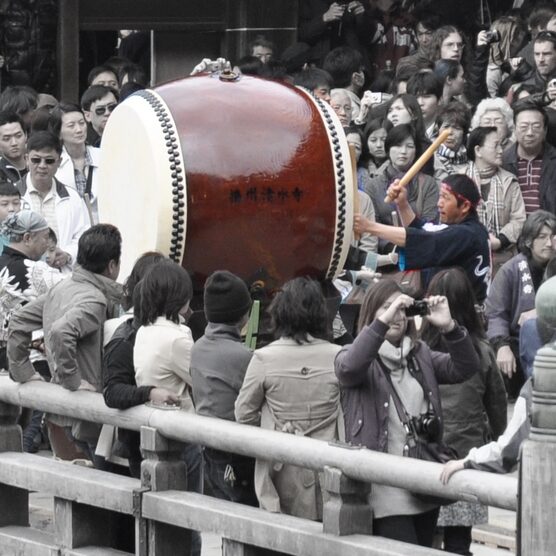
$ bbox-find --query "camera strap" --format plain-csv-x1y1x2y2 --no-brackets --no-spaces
406,355,435,415
376,356,420,443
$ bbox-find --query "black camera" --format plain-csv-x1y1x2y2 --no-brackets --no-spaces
412,411,441,441
404,300,429,317
485,30,500,44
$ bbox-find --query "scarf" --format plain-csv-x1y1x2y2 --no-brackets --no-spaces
378,335,414,373
436,143,468,166
466,161,504,236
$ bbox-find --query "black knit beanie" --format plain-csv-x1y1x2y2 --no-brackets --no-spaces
204,270,252,324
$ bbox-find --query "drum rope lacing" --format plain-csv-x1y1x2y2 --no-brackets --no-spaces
135,90,186,263
314,96,347,281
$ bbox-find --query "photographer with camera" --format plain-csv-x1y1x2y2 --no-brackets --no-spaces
297,1,374,67
335,278,480,548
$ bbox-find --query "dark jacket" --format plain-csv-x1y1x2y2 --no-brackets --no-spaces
298,0,375,67
502,142,556,215
190,322,253,421
435,338,507,457
465,44,489,108
335,319,480,452
0,157,27,186
402,214,490,303
102,317,151,466
103,318,152,409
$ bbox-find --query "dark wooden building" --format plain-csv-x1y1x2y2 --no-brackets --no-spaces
58,0,298,101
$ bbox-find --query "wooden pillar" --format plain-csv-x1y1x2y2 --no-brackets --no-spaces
58,0,80,102
322,466,372,536
223,0,298,63
0,399,27,527
140,425,191,555
520,343,556,556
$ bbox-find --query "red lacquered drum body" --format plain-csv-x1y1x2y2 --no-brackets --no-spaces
98,74,353,292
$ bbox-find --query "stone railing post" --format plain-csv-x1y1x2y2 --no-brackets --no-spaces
322,465,372,536
140,425,191,555
0,392,27,528
520,279,556,555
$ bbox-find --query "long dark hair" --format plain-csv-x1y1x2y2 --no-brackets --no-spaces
385,93,427,140
123,251,165,310
518,210,556,260
421,267,484,351
134,260,193,326
269,277,329,344
429,25,461,63
385,123,426,169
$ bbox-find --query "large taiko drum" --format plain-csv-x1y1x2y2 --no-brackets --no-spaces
98,73,354,293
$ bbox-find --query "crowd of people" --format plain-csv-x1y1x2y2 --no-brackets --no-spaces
1,1,556,555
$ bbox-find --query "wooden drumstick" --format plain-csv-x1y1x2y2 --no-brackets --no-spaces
349,143,361,241
384,128,452,203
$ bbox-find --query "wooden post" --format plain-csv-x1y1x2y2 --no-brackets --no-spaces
0,399,27,527
140,425,191,555
322,465,372,536
520,343,556,556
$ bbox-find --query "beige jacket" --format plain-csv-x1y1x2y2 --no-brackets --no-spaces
235,337,342,520
465,163,526,245
7,265,123,442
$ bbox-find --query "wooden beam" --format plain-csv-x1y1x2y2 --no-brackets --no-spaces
0,526,58,556
0,452,139,514
142,491,445,556
79,0,226,31
0,376,518,512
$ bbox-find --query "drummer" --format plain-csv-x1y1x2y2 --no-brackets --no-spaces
354,173,490,303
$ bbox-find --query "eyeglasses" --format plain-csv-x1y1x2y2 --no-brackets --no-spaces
482,142,504,151
29,156,57,165
93,102,117,116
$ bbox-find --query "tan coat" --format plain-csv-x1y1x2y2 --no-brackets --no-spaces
235,337,342,520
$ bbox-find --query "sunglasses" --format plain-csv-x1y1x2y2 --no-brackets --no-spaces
93,102,117,116
29,156,57,165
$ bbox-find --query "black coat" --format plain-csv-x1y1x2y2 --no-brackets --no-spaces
298,0,375,67
102,318,152,468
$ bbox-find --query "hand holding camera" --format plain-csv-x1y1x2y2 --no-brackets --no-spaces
323,3,346,22
477,29,500,47
424,295,456,332
377,293,414,326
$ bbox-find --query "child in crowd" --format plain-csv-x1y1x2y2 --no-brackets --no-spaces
44,228,71,274
190,270,257,506
0,180,22,254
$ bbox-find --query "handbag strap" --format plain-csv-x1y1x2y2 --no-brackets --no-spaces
376,356,415,431
85,163,94,197
376,355,435,439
